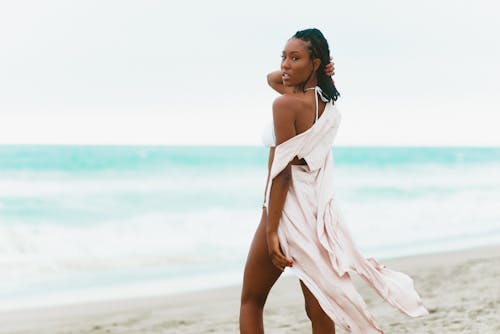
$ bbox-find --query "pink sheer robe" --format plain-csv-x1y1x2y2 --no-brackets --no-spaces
263,101,429,333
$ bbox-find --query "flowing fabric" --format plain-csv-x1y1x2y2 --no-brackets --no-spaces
263,100,429,333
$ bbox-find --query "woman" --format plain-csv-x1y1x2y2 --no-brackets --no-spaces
239,28,429,334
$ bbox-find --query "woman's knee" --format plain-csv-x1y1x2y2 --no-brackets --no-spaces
240,289,267,309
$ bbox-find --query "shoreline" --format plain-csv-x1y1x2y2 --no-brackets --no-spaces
1,243,499,333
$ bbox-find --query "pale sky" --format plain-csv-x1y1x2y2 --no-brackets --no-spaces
0,0,499,146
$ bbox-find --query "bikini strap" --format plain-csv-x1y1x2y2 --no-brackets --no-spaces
314,87,319,122
305,86,327,123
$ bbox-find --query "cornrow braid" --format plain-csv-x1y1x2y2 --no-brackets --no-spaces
292,28,340,103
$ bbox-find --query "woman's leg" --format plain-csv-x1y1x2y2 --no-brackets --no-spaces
300,280,336,333
239,210,283,334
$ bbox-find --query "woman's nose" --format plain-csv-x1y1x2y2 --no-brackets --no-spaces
281,58,291,69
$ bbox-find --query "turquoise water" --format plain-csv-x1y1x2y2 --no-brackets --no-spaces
1,145,500,309
2,145,500,170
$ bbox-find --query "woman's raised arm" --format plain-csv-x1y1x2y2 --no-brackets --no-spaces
267,70,293,95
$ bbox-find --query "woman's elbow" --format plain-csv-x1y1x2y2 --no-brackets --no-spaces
266,72,273,87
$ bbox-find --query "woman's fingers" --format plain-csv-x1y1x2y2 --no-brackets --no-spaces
275,248,293,266
324,61,335,77
271,252,293,271
272,259,284,272
267,231,293,271
272,258,287,271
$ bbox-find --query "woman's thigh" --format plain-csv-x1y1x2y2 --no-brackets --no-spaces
240,210,283,305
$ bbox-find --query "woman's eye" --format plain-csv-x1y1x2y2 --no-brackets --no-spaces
281,55,299,61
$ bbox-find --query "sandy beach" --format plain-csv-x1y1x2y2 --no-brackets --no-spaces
1,244,499,334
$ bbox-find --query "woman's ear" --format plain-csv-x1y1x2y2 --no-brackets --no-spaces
313,58,321,72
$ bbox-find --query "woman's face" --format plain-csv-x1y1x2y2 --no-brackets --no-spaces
281,38,317,87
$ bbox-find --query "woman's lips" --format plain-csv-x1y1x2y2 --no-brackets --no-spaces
282,73,290,81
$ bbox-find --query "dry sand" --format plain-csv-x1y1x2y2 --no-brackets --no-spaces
1,244,499,334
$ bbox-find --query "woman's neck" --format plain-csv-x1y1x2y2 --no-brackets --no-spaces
293,77,318,93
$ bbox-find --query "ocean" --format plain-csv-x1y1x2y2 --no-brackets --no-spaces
1,145,500,310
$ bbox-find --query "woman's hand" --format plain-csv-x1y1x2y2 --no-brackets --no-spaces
324,58,335,77
267,231,293,272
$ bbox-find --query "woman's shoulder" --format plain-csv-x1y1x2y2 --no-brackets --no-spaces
272,93,307,113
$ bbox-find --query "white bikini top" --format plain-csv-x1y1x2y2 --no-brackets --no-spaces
261,86,330,147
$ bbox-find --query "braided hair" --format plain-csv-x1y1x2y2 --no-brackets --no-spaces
292,28,340,103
